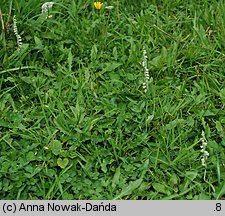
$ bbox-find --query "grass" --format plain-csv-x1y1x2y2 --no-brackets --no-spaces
0,0,225,200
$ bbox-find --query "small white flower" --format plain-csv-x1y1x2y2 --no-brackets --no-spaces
201,158,206,167
202,142,207,146
203,150,209,156
105,6,114,10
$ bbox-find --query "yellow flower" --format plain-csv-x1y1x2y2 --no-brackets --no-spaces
94,2,103,10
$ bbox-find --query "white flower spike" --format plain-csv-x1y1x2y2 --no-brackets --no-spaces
41,1,54,18
200,131,209,167
142,49,151,93
13,15,22,50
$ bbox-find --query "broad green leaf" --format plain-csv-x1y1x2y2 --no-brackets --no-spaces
112,47,118,60
216,121,223,133
101,159,108,173
26,151,36,162
57,158,69,169
34,36,44,49
20,76,33,84
220,88,225,103
91,44,98,61
204,110,216,116
24,167,42,178
141,159,149,178
50,140,62,156
104,62,122,72
126,73,135,81
42,69,55,77
146,115,154,124
130,101,145,113
152,183,167,194
112,167,120,188
109,72,120,81
150,55,161,67
185,171,198,181
183,171,198,191
114,179,142,199
62,192,73,200
55,116,70,135
169,173,178,186
214,181,225,200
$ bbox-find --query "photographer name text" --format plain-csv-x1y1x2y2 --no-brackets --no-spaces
2,202,117,213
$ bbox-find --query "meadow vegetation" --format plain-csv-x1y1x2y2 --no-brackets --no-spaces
0,0,225,199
